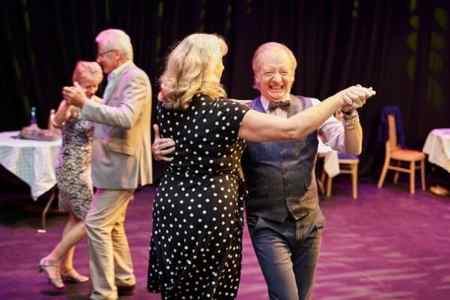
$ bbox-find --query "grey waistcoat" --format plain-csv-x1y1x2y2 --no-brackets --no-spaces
242,96,324,225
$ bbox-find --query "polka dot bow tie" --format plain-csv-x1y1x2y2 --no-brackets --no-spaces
268,100,290,111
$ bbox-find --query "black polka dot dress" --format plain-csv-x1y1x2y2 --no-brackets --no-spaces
148,94,249,299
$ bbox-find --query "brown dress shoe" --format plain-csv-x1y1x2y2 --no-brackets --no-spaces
117,284,135,296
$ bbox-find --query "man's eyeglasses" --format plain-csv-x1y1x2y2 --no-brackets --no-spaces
97,49,116,58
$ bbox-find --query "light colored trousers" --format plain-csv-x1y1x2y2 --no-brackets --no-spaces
85,189,136,300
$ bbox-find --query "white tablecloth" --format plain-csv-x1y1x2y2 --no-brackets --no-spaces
423,128,450,173
0,131,61,199
318,140,340,177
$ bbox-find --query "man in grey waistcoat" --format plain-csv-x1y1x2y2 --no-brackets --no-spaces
242,42,364,300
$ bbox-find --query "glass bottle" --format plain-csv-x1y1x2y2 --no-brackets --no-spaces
48,109,55,129
30,106,37,127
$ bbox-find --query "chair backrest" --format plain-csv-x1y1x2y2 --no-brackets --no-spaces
387,114,399,150
378,106,406,148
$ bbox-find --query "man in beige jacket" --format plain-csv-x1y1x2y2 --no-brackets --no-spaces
63,29,152,300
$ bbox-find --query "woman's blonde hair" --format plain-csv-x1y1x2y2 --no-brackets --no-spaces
160,33,228,110
72,61,103,84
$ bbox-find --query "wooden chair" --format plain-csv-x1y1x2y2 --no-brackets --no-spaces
321,154,359,199
377,114,426,194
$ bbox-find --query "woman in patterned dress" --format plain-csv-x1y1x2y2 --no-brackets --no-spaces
39,61,103,289
147,33,375,299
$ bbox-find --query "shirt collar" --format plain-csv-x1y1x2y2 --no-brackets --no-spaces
107,61,132,81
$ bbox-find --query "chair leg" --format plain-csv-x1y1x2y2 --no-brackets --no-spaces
326,175,332,198
420,159,426,191
352,164,358,199
378,158,389,188
393,171,400,184
409,161,415,194
317,171,325,195
320,170,327,196
320,170,326,188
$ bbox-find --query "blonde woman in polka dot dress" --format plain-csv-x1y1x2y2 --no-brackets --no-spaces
147,33,375,299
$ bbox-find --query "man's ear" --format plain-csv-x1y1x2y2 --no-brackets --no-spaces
115,51,126,63
253,76,260,90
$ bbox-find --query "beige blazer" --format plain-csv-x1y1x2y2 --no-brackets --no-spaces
81,62,152,189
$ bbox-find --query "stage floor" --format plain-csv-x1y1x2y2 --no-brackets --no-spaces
1,179,449,299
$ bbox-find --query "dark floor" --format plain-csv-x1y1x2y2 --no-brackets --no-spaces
0,178,449,300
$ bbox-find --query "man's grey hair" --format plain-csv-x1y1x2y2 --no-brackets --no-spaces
96,29,133,61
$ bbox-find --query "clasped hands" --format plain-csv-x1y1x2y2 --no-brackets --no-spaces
62,82,87,108
52,82,87,127
339,85,375,113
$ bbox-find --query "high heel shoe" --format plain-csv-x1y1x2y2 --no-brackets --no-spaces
39,258,64,289
61,268,89,283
